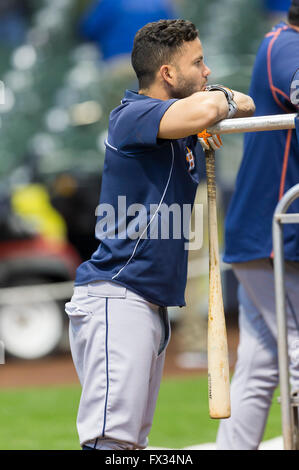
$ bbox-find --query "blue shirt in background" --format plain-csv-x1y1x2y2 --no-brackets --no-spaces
79,0,177,61
224,22,299,264
264,0,291,13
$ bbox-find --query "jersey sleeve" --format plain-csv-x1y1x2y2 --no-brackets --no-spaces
111,98,178,155
271,34,299,111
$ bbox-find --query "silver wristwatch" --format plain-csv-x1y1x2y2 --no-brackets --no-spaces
205,84,238,118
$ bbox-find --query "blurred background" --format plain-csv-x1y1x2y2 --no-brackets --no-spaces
0,0,292,449
0,0,290,449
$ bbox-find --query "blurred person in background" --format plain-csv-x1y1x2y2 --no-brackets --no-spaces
217,0,299,450
79,0,178,64
264,0,292,22
0,0,32,46
79,0,180,126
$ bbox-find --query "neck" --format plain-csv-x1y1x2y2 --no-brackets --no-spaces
139,81,171,101
288,22,299,32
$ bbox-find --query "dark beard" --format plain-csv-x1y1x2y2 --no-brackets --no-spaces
170,80,200,99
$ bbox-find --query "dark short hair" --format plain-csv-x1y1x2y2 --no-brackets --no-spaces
288,3,299,26
131,19,199,89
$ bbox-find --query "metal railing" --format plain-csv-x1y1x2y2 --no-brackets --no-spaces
208,113,296,134
211,112,298,451
273,184,299,450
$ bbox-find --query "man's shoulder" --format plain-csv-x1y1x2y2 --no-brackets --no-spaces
106,94,178,152
266,21,299,45
111,95,171,115
109,95,177,134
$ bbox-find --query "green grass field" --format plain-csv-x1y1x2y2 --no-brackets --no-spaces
0,376,281,450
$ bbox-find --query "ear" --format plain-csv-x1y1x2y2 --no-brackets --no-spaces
159,64,176,86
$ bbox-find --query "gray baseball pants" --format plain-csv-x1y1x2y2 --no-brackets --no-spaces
65,280,171,450
217,259,299,450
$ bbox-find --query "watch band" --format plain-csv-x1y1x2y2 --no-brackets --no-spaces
205,84,234,101
227,100,238,118
205,84,238,118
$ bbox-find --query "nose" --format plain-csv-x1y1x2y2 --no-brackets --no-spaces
203,63,211,77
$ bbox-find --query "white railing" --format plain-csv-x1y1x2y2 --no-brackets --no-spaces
208,113,296,134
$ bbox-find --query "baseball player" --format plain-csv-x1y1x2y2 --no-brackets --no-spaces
65,19,255,451
217,0,299,450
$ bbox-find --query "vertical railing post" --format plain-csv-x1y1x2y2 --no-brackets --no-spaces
273,184,299,450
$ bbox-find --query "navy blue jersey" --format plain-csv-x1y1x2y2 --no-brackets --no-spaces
224,22,299,264
75,90,202,306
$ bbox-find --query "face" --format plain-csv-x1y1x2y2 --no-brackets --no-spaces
168,37,211,99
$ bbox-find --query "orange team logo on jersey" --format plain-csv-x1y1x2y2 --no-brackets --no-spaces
186,147,195,171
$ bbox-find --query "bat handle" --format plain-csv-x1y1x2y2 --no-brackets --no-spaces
205,149,216,200
205,149,219,261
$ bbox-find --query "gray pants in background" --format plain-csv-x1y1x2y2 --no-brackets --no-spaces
217,259,299,450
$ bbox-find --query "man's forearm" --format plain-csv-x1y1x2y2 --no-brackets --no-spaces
158,91,229,140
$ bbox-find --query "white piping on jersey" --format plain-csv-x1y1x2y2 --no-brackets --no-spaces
112,142,175,280
105,139,118,152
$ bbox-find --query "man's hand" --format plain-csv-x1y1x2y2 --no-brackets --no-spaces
205,84,238,119
230,90,255,118
205,84,255,119
198,129,223,151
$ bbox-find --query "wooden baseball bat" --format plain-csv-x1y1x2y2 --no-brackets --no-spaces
205,148,231,419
